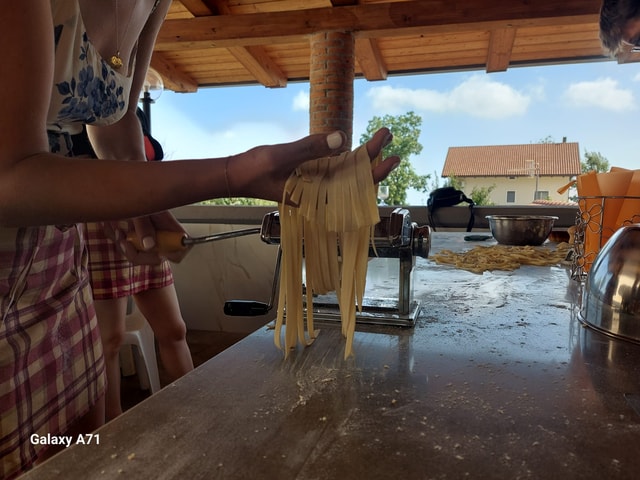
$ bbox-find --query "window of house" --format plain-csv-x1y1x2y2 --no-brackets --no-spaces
506,191,516,203
534,191,549,201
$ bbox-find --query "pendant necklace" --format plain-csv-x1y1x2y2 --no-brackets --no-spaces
110,0,138,69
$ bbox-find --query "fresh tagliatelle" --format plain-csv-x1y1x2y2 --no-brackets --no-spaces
276,145,381,359
431,242,571,274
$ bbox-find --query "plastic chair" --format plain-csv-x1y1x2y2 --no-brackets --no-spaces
121,303,161,394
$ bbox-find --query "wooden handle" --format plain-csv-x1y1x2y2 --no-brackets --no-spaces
126,231,188,253
556,179,576,195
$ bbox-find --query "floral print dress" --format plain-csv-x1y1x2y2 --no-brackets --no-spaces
0,1,135,477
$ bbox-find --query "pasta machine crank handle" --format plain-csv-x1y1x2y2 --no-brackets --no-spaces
223,246,282,317
126,227,262,254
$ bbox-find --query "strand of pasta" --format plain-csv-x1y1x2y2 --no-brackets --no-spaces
431,243,571,274
276,145,381,358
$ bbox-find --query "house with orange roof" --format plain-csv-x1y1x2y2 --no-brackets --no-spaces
442,141,582,205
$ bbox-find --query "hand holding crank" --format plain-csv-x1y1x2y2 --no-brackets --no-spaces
105,210,192,265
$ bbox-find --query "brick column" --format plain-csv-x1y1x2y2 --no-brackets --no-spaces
309,31,355,149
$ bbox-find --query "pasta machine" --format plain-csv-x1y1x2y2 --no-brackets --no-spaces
224,208,430,327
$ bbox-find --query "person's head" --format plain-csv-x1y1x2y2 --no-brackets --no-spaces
600,0,640,56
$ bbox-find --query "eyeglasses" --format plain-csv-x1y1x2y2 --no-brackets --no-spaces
622,38,640,53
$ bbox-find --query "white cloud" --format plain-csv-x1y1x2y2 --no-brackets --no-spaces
153,103,307,161
365,75,531,119
292,91,309,111
526,78,547,102
564,78,635,111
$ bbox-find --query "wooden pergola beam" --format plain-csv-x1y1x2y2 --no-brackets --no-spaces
178,0,218,16
214,1,287,87
226,45,287,87
155,0,601,50
355,38,388,81
180,0,288,88
486,27,517,72
150,51,199,93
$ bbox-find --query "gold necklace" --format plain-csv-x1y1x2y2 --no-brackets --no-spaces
110,0,138,69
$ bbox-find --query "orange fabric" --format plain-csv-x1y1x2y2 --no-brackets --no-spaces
144,136,155,161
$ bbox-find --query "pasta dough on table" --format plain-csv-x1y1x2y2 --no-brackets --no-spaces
431,243,571,274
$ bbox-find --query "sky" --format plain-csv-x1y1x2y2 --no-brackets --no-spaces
149,59,640,205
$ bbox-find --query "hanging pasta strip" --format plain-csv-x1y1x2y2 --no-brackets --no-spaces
275,206,302,355
353,225,372,311
339,229,358,337
274,209,291,351
277,144,382,358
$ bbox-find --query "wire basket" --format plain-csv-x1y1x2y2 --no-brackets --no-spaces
572,195,640,281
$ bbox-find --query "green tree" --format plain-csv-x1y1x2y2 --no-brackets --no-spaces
427,170,443,191
467,185,496,206
359,111,429,205
446,174,495,206
582,150,609,173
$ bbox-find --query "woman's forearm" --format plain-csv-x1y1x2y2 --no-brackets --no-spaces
0,152,229,227
0,130,361,228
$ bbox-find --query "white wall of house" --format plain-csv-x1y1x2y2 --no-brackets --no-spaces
457,175,574,205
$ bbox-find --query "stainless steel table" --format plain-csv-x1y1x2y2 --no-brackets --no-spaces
23,233,640,479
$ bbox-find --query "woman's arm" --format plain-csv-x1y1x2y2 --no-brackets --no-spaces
0,1,399,230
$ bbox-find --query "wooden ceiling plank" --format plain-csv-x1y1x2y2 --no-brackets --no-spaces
150,51,199,92
224,0,331,15
355,38,388,81
227,45,288,87
211,1,289,88
515,28,600,45
513,39,604,55
486,27,516,73
379,31,490,50
178,0,216,16
155,0,601,49
166,1,198,19
156,0,609,91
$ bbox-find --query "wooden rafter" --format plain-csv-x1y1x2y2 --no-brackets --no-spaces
334,1,387,81
156,1,601,49
153,0,609,92
150,51,199,92
486,27,517,73
176,0,287,88
355,38,388,81
226,45,287,87
177,0,218,16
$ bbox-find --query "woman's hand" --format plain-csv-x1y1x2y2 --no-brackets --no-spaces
103,211,192,265
226,128,400,203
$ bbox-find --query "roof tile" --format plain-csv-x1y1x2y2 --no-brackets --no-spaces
442,143,582,177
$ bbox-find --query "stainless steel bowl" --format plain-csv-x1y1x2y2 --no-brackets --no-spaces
485,215,558,246
579,224,640,344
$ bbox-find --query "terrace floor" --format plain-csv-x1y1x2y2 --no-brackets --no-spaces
121,330,247,412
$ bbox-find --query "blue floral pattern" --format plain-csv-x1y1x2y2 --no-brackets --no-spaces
54,31,126,125
48,130,72,155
